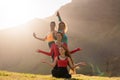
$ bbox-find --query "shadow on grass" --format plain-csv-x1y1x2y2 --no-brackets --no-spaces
64,78,82,80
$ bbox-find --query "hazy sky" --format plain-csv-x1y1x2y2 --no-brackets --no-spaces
0,0,120,75
0,0,71,29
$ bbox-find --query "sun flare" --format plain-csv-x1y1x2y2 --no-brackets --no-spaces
0,0,71,30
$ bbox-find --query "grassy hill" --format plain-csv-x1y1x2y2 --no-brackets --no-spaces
0,71,120,80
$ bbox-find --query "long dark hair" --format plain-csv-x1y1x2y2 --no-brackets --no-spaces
57,31,63,37
61,45,74,65
56,31,63,41
58,21,66,33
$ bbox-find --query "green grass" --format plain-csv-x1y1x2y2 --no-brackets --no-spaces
0,71,120,80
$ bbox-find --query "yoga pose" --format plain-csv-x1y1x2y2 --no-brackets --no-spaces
57,11,68,44
42,46,86,78
33,21,57,48
37,32,81,60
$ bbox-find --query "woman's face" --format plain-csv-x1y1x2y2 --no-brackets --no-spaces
50,22,55,30
59,23,65,31
59,47,65,55
56,33,62,41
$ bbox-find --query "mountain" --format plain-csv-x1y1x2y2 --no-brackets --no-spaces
57,0,120,76
0,0,120,76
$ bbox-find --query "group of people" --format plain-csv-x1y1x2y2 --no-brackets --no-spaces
33,12,86,79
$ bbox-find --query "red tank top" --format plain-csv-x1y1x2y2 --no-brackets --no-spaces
57,56,68,67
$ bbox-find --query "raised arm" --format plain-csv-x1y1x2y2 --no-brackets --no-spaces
33,32,47,41
56,11,62,22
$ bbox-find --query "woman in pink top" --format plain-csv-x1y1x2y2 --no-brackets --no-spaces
37,32,81,60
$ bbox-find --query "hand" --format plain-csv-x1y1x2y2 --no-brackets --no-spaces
41,59,47,63
56,11,60,17
77,48,82,51
78,62,86,66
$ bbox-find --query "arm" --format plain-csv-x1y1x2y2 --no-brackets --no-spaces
68,57,86,69
37,44,55,56
74,62,86,68
68,57,74,70
56,11,62,22
41,57,57,67
33,32,46,41
70,48,82,54
52,31,57,40
62,43,82,54
37,49,52,56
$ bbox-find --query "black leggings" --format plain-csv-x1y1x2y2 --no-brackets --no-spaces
52,66,71,78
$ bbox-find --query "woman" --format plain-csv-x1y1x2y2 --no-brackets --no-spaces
57,11,68,44
42,46,86,78
37,32,81,60
33,21,57,48
58,21,68,44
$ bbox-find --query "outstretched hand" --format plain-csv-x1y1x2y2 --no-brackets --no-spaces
78,62,87,66
41,59,47,63
77,48,82,51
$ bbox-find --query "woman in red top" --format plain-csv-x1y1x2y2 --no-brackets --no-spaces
42,46,86,78
37,32,81,60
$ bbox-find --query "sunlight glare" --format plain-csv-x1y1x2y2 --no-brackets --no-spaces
0,0,71,29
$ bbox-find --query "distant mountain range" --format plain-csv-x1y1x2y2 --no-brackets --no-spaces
0,0,120,76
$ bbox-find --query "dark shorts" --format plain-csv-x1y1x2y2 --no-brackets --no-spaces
51,66,71,78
